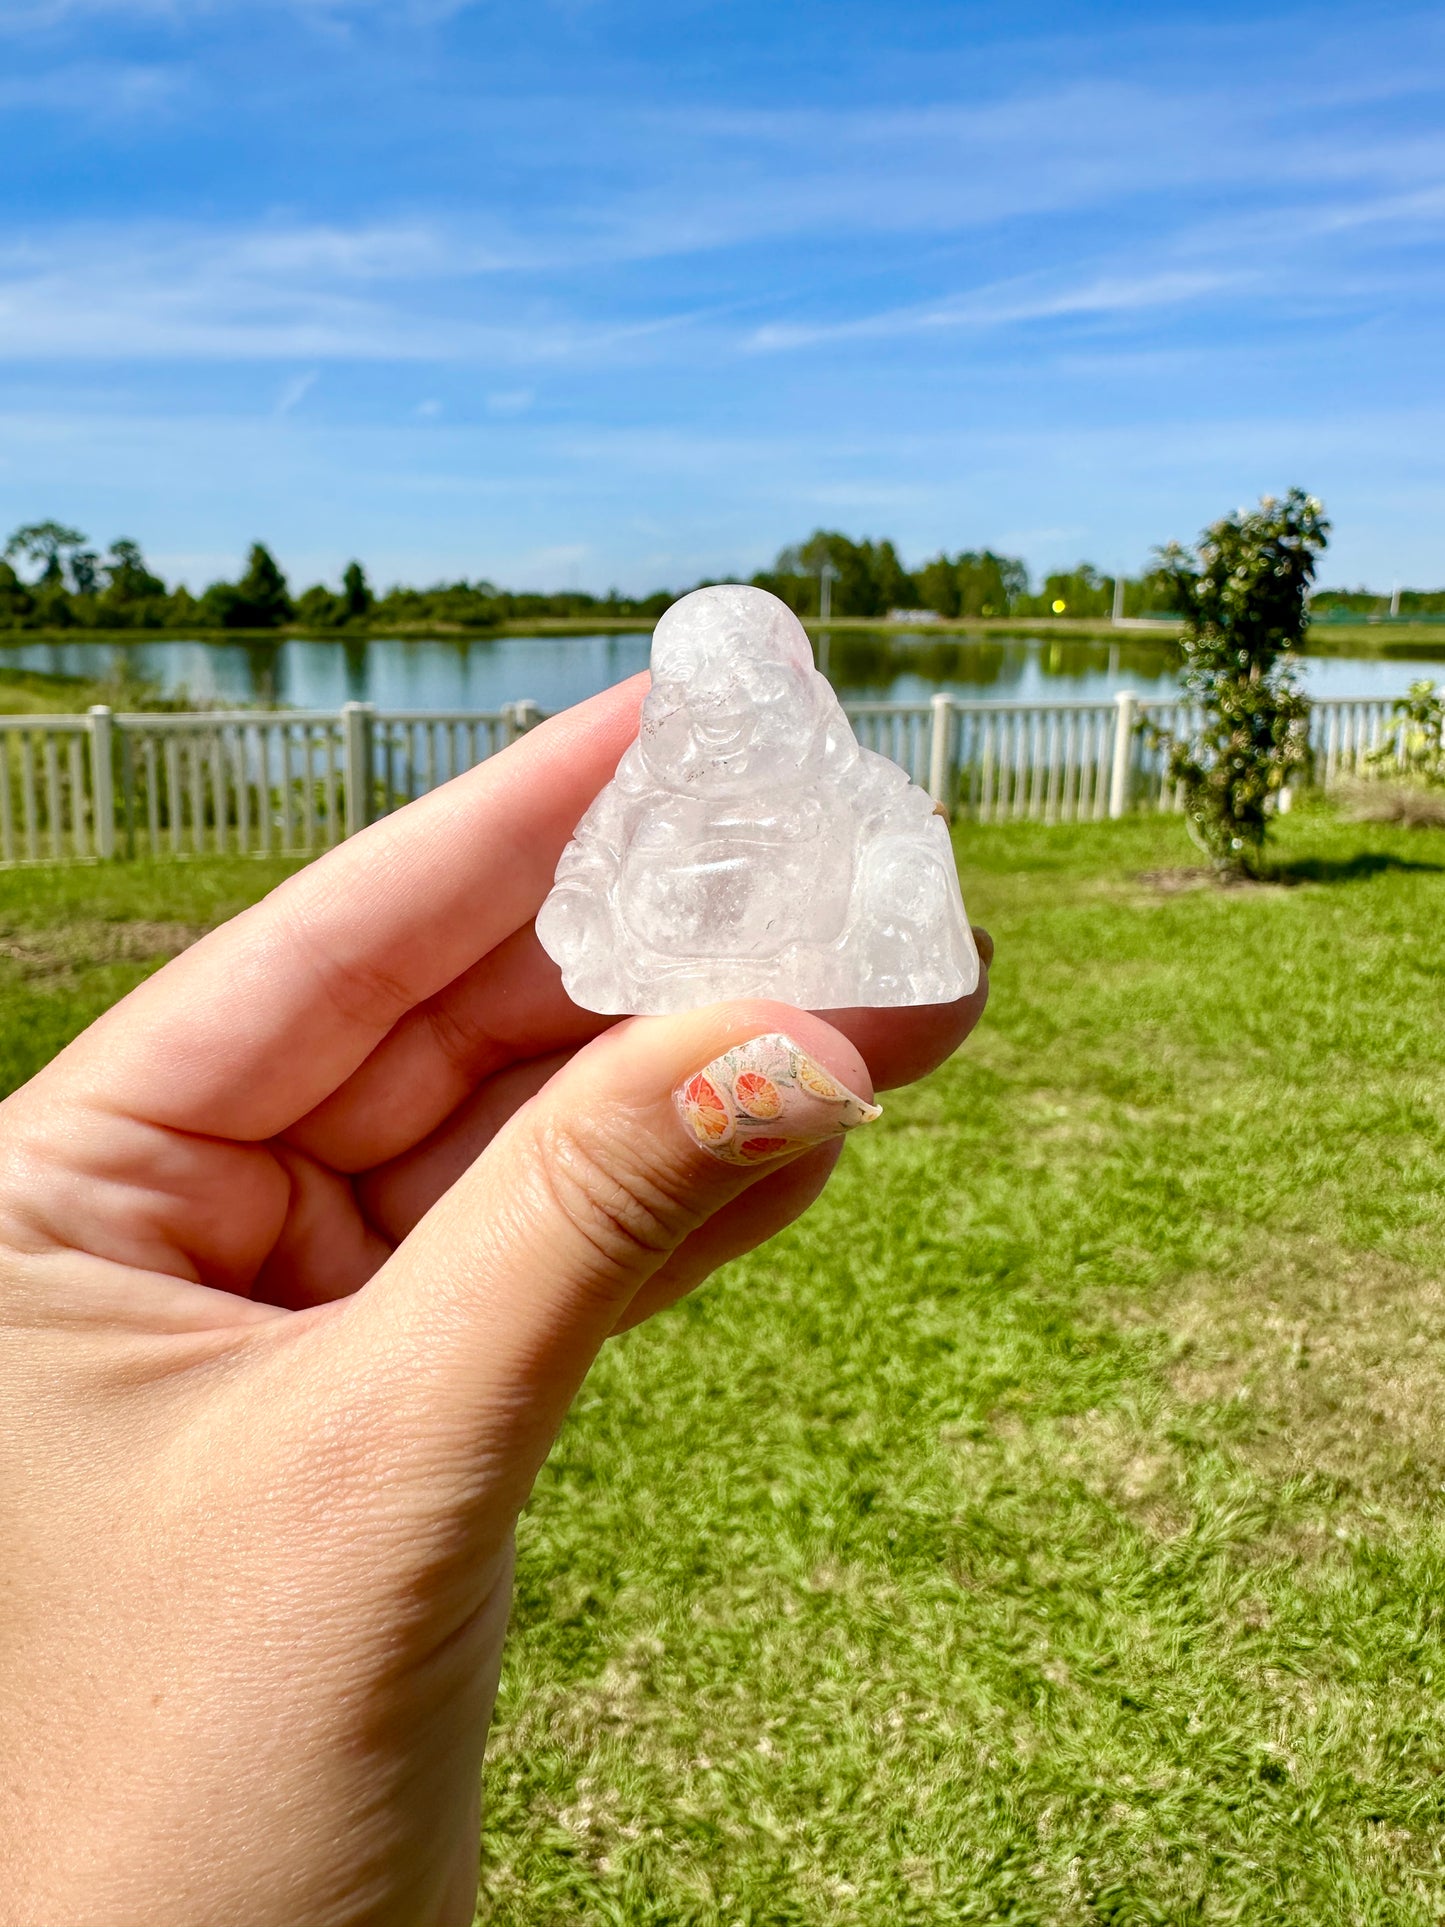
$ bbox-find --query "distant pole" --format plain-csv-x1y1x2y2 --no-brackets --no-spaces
1112,574,1125,625
1391,581,1401,619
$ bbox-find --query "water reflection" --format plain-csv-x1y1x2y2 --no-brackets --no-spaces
821,629,1181,698
0,628,1439,711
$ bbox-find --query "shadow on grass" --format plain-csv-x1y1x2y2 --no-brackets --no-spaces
1135,852,1445,892
1264,852,1445,885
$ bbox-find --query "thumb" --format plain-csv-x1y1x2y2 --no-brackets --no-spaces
345,1001,879,1501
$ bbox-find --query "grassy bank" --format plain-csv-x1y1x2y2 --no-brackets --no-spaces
0,664,161,714
0,810,1442,1922
6,617,1445,657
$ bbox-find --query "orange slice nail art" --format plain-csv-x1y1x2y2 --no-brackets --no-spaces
674,1033,881,1167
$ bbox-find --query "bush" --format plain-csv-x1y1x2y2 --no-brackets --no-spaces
1367,679,1445,787
1149,489,1329,875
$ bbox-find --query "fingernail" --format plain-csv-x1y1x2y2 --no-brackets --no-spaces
675,1032,882,1166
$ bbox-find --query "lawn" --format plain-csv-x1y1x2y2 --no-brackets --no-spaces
0,810,1442,1924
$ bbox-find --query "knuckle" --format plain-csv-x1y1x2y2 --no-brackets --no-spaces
422,987,497,1077
277,902,416,1033
528,1112,706,1291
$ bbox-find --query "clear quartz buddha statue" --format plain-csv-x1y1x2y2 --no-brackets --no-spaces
536,584,979,1014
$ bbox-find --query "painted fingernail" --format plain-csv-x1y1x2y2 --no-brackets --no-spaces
675,1032,882,1166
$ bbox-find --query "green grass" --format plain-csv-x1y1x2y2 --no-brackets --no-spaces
0,856,302,1092
0,664,154,713
1,813,1443,1922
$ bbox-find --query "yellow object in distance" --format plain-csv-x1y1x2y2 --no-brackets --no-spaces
1052,598,1067,614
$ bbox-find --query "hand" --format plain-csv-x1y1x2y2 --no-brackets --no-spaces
0,676,989,1927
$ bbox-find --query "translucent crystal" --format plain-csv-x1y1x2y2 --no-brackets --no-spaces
536,584,979,1014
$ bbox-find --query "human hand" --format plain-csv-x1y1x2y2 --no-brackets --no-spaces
0,676,989,1926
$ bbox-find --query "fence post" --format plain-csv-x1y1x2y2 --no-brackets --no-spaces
501,700,542,746
342,702,375,840
1108,689,1137,819
88,705,115,859
927,692,953,813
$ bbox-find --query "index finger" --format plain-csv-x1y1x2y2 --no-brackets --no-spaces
47,676,649,1141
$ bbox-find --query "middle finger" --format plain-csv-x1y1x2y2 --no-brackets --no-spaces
286,926,615,1171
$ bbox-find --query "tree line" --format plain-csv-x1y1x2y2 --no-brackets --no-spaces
0,518,1428,633
0,523,675,634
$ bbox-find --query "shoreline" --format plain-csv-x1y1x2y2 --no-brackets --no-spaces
0,617,1441,656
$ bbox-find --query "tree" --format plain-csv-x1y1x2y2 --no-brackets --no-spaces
341,561,372,622
759,531,918,618
0,559,35,628
4,521,88,589
915,554,962,618
104,539,167,602
295,585,344,628
1038,563,1112,619
1149,489,1328,875
93,539,169,627
237,543,292,626
201,543,294,629
960,551,1027,617
916,549,1029,618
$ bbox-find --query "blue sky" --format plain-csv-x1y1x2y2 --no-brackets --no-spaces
1,0,1442,594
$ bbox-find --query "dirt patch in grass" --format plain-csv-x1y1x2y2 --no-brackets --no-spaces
1339,779,1445,830
0,919,204,982
1028,1236,1445,1561
1133,865,1296,894
1134,866,1215,893
1168,1242,1445,1493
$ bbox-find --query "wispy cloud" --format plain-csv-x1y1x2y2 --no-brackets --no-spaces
274,368,318,414
0,0,201,28
0,58,183,112
1177,179,1445,256
745,267,1249,354
485,387,534,415
0,0,481,28
0,221,700,363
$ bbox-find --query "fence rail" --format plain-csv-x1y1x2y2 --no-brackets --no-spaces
0,691,1412,868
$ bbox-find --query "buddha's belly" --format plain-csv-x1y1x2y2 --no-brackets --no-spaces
620,834,852,958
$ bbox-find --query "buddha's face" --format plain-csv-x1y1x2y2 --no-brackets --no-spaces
636,582,835,793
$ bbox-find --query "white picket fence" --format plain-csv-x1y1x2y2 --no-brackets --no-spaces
0,691,1409,868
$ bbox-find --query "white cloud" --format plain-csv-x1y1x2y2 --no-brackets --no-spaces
2,396,1443,585
0,0,482,29
0,59,182,111
0,0,207,28
485,388,534,415
0,221,684,363
274,368,318,414
745,267,1251,354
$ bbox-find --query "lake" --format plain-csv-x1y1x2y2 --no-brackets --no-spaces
2,630,1441,712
